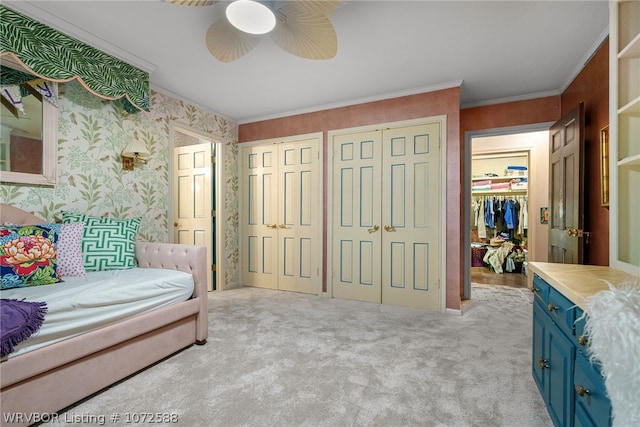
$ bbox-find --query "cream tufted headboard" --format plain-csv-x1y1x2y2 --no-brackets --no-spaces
0,204,46,225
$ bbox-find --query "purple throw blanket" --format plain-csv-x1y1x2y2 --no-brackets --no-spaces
1,298,47,358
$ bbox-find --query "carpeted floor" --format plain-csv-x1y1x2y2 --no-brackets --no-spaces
42,286,552,427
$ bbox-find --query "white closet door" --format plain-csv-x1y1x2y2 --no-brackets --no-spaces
241,137,320,294
277,139,320,294
332,130,383,303
331,120,442,310
241,144,278,289
381,123,441,310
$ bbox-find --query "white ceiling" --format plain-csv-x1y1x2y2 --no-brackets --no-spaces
4,0,609,124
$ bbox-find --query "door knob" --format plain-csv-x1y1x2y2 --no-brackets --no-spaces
566,228,584,237
174,222,179,227
367,225,379,234
384,225,396,232
279,224,287,229
266,224,277,229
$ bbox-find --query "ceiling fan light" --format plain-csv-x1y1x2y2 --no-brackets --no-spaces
226,0,276,35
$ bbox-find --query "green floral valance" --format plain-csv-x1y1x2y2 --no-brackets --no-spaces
0,5,149,113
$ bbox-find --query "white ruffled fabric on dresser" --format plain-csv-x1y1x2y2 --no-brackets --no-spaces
585,281,640,427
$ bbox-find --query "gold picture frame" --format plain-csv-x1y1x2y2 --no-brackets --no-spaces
600,125,609,206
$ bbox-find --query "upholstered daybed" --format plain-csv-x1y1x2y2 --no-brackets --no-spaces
0,204,208,426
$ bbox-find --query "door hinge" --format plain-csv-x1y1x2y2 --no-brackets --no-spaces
211,264,216,271
211,155,216,163
212,209,216,217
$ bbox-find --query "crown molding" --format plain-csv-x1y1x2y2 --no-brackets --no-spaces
238,80,464,124
3,1,157,73
460,90,562,109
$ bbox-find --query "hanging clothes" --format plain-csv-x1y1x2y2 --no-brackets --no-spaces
485,197,495,229
504,199,518,230
478,198,487,238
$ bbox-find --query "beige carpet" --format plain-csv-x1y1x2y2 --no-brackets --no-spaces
43,287,552,427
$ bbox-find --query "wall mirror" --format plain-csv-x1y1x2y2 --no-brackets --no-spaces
0,54,58,186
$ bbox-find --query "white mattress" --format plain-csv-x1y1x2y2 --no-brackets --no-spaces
1,267,194,359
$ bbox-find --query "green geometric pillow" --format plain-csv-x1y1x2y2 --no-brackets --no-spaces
62,212,141,272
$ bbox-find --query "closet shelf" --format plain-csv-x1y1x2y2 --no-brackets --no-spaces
472,175,528,181
472,189,528,196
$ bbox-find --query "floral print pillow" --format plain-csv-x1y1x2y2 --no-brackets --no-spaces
0,224,62,289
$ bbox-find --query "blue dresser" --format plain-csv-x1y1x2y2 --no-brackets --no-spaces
531,273,611,427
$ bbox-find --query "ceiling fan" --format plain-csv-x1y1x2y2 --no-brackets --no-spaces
168,0,339,62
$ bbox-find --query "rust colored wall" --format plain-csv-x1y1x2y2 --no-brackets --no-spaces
239,88,463,310
561,39,609,266
460,96,561,134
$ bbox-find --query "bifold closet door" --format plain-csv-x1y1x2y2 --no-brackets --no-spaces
381,123,440,310
332,130,383,303
241,138,320,294
242,144,279,289
332,122,441,310
276,140,319,294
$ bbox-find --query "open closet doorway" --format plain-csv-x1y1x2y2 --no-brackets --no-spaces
171,125,224,292
463,126,551,301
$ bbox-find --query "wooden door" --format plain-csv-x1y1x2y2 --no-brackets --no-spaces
549,103,584,263
331,121,442,310
241,138,321,294
381,123,441,310
241,144,279,289
173,143,213,290
332,130,383,303
276,139,320,294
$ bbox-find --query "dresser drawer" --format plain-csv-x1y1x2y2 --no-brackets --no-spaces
532,274,550,306
547,286,576,337
574,351,611,427
574,306,591,349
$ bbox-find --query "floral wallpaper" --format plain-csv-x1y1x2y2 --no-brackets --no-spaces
0,80,239,290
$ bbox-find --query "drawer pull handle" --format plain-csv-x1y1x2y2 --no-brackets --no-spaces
531,287,540,295
576,385,590,397
578,335,588,346
547,304,558,312
538,357,549,370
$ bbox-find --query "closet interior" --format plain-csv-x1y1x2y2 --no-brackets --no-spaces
471,152,528,287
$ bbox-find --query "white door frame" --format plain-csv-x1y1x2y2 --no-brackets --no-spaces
169,122,225,292
327,116,447,312
238,132,324,296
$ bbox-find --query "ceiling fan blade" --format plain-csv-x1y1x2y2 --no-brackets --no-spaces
166,0,217,6
293,1,341,18
206,19,261,62
271,3,338,60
